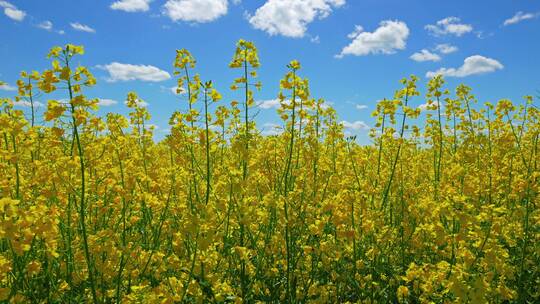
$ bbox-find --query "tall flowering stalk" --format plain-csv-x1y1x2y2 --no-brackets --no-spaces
229,40,260,300
277,59,310,302
40,44,98,304
229,39,261,181
380,76,419,211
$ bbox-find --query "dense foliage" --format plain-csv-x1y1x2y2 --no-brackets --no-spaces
0,41,539,303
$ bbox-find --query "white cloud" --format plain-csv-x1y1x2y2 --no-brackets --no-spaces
320,100,333,109
111,0,152,12
38,20,53,31
310,35,320,43
355,104,368,110
37,20,64,34
98,98,118,106
257,98,282,109
347,25,363,39
426,55,503,78
13,100,44,108
70,22,96,33
163,0,228,23
337,20,409,58
410,49,441,62
97,62,171,82
0,83,16,91
341,120,369,131
256,98,314,110
425,17,472,36
169,86,186,95
435,43,458,54
0,2,12,8
503,11,539,26
418,101,440,111
0,1,26,21
261,123,283,136
248,0,345,38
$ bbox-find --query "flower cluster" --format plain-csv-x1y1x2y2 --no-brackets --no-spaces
0,42,538,303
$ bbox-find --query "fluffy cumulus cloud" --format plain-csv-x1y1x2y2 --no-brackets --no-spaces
98,99,119,106
425,17,472,36
248,0,345,38
257,99,281,109
435,43,458,54
70,22,96,33
111,0,152,12
337,20,409,58
0,1,26,21
410,49,441,62
163,0,228,23
503,11,539,26
341,120,369,131
256,98,318,110
417,100,440,111
426,55,503,78
97,62,171,82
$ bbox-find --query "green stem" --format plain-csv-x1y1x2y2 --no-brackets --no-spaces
65,51,98,304
381,91,409,210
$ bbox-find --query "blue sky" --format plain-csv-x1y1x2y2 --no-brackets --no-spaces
1,0,539,142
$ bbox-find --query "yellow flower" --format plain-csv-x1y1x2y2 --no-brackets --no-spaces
26,261,42,276
288,59,301,70
47,46,62,58
44,100,66,121
397,285,409,302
